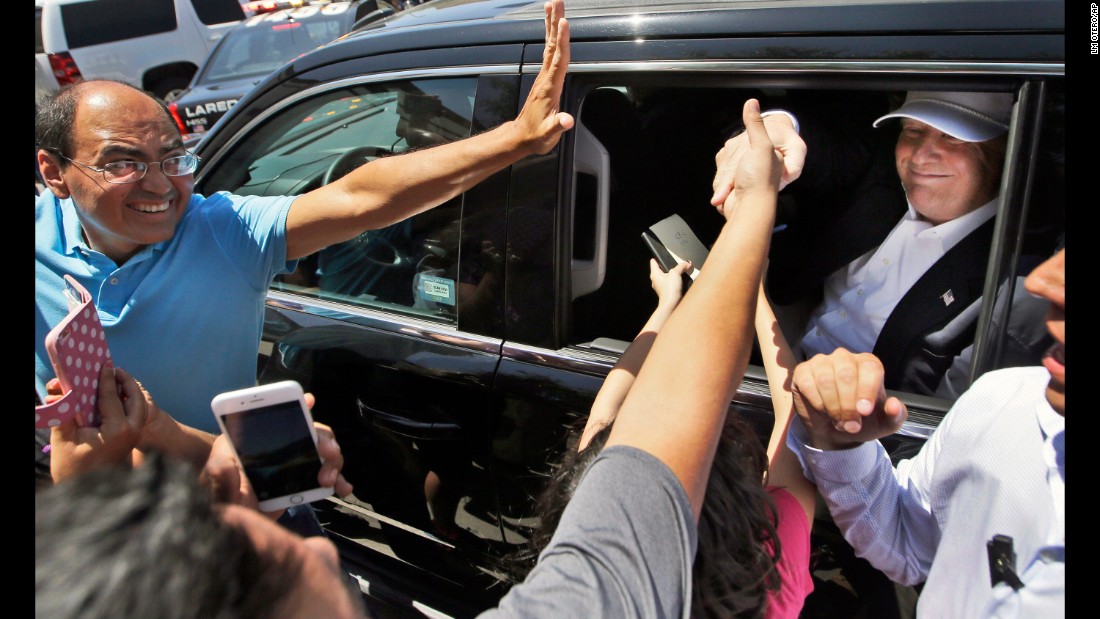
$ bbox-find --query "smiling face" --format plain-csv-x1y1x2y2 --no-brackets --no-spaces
895,119,1006,226
43,82,193,265
1023,249,1065,415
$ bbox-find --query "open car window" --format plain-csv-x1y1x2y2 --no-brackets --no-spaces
565,78,1064,420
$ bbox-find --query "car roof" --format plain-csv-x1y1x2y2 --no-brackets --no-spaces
206,0,1062,155
304,0,1064,70
321,0,1064,57
354,0,1065,36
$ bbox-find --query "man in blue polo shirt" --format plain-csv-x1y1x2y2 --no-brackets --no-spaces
35,1,573,437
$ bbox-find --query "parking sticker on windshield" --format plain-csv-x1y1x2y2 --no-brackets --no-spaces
418,275,456,306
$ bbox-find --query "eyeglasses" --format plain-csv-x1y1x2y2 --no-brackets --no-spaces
56,152,200,184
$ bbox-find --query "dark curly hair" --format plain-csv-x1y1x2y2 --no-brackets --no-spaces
35,454,300,619
508,414,781,618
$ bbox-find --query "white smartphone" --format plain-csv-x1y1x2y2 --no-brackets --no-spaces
210,380,333,512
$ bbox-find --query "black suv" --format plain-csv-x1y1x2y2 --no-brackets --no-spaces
192,1,1065,616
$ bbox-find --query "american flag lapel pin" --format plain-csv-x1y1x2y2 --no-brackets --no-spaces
941,289,955,307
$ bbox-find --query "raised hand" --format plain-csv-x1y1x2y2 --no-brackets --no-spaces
716,98,784,220
514,0,575,156
711,110,806,209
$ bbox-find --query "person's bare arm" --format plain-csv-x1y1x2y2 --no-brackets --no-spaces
579,259,690,451
605,99,781,520
284,0,574,260
132,396,217,470
755,277,816,524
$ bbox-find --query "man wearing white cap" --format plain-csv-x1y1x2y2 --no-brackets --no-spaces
711,90,1051,401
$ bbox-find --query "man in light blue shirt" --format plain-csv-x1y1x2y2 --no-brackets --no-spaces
36,191,296,433
35,0,575,435
785,248,1065,617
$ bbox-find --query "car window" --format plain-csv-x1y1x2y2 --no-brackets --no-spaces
978,79,1064,377
566,78,1065,409
35,6,45,54
61,0,178,48
199,6,351,82
200,77,478,324
191,0,245,25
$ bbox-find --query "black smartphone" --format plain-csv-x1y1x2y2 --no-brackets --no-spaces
641,230,680,273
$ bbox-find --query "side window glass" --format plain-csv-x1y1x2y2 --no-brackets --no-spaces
201,77,478,324
35,7,45,54
568,81,1056,406
191,0,245,25
61,0,177,47
985,79,1064,376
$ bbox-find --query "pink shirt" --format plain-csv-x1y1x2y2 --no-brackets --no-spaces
764,486,814,619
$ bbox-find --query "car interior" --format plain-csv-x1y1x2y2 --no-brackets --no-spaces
565,76,1064,410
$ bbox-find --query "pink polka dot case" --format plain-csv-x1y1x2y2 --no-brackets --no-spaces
35,275,112,428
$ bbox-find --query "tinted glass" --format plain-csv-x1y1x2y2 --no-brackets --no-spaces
985,78,1064,375
201,78,478,324
568,79,1064,406
191,0,245,25
198,5,352,83
61,0,177,48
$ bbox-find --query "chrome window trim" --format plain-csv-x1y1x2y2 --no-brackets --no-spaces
503,341,616,375
265,291,504,356
507,341,941,437
531,60,1064,76
197,65,519,175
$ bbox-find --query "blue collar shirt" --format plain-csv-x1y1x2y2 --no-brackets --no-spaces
35,190,297,433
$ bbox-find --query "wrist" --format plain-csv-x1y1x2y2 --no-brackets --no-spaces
808,430,864,451
760,109,800,134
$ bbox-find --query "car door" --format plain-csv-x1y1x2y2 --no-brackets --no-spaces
490,24,1064,615
194,44,535,613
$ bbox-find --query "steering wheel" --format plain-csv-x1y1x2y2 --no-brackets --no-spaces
322,145,393,186
320,146,412,270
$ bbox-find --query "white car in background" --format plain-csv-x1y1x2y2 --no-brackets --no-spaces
37,0,245,102
35,0,58,106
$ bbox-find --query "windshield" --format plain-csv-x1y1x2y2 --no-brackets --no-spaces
198,3,352,83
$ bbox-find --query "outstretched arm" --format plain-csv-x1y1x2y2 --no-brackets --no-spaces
285,0,574,260
580,259,691,451
754,276,816,525
606,99,782,519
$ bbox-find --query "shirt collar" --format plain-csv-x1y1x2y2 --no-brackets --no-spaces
1036,394,1065,441
57,196,170,261
902,198,997,248
57,197,87,256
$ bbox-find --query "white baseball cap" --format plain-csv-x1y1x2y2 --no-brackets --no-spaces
873,91,1014,142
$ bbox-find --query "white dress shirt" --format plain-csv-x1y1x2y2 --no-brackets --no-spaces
787,366,1065,617
798,199,998,361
